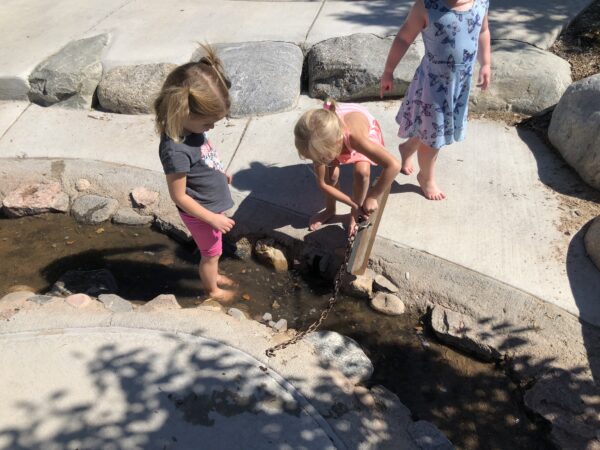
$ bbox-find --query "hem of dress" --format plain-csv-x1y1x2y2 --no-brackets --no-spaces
397,127,466,150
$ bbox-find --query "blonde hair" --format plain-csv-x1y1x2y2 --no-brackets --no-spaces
154,44,231,142
294,99,344,165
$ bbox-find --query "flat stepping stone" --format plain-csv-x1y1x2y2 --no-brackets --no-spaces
71,194,119,224
112,207,153,226
2,182,69,217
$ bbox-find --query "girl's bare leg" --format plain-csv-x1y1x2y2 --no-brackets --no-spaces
310,164,340,231
348,161,371,235
200,255,236,303
398,136,420,175
416,142,446,200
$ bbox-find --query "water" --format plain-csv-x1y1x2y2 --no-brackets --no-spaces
0,214,553,449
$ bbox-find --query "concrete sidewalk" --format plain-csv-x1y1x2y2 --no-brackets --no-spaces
0,0,594,99
1,98,599,327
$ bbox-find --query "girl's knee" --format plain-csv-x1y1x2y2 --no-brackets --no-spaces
354,163,370,180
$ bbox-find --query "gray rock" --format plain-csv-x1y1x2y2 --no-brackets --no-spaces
27,295,56,306
585,216,600,271
98,293,133,313
2,182,69,217
112,207,153,226
373,274,399,293
130,187,159,208
97,63,176,114
430,306,501,361
154,216,192,243
233,237,253,261
48,269,118,297
28,34,108,108
549,74,600,190
75,178,91,192
71,194,119,224
308,33,424,101
524,370,600,449
254,239,288,272
193,42,303,117
370,292,405,316
139,294,180,311
408,420,454,450
305,330,373,383
227,307,246,320
262,312,273,322
470,41,571,115
273,318,288,332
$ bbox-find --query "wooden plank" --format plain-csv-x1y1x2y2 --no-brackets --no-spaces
347,183,391,275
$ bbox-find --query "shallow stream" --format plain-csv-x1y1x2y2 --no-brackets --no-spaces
0,214,553,449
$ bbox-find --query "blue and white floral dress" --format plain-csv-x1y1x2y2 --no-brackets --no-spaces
397,0,489,149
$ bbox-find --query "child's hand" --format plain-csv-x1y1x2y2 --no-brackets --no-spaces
477,64,491,90
380,71,394,98
210,213,235,234
362,197,379,217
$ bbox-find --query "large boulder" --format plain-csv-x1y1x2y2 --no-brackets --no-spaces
470,41,571,115
28,34,108,109
2,182,69,217
192,42,303,117
308,33,424,101
97,63,176,114
585,216,600,271
548,74,600,190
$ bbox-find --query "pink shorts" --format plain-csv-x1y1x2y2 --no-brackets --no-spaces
179,211,222,257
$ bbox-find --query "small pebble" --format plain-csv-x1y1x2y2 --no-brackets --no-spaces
268,320,276,327
262,312,273,322
405,272,410,280
95,228,105,234
242,293,251,301
273,319,288,332
272,300,280,310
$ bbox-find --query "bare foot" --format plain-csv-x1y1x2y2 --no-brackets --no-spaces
417,172,446,200
309,208,335,231
398,141,417,175
206,287,237,304
217,273,237,287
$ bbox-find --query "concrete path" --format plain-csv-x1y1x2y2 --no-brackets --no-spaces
1,98,599,327
0,0,594,99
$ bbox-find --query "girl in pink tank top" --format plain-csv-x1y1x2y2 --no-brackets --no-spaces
294,99,401,235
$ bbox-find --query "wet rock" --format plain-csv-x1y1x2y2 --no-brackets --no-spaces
549,74,600,190
273,319,288,332
2,182,69,217
373,274,399,293
305,330,374,384
308,33,423,100
28,34,108,108
66,293,93,308
193,42,303,117
370,292,405,316
130,187,159,208
48,269,118,297
112,207,153,226
139,294,180,311
430,306,501,362
254,239,288,272
408,420,454,450
98,293,133,313
75,178,91,192
198,299,223,312
370,385,412,422
154,216,192,243
71,194,119,224
97,63,176,114
470,41,571,115
585,216,600,271
27,295,56,306
524,369,600,449
6,285,35,294
227,307,246,320
233,237,253,261
342,268,374,299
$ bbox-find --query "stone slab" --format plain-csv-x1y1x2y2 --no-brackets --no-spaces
0,105,247,173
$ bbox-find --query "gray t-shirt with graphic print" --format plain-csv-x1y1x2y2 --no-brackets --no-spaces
159,132,233,213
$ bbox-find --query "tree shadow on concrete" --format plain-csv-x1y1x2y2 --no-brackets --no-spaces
0,329,351,449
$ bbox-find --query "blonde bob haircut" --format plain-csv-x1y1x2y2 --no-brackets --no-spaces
294,99,344,165
154,43,231,142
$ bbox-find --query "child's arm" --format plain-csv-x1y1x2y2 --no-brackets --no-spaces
165,173,235,233
313,164,360,210
477,15,491,90
346,114,401,214
380,0,427,98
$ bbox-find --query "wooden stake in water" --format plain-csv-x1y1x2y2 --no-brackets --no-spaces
347,184,391,276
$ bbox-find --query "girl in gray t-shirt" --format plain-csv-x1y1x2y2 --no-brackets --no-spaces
154,44,237,303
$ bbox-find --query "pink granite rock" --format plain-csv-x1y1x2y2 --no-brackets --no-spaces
2,182,69,217
66,293,92,308
131,187,159,208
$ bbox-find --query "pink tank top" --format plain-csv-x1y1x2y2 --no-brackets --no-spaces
333,103,384,165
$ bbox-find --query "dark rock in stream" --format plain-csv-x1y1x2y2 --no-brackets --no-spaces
47,269,118,297
408,420,455,449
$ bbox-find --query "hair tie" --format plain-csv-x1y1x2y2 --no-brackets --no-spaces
323,101,332,111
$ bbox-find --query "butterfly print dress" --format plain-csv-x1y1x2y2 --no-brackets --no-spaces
396,0,489,149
